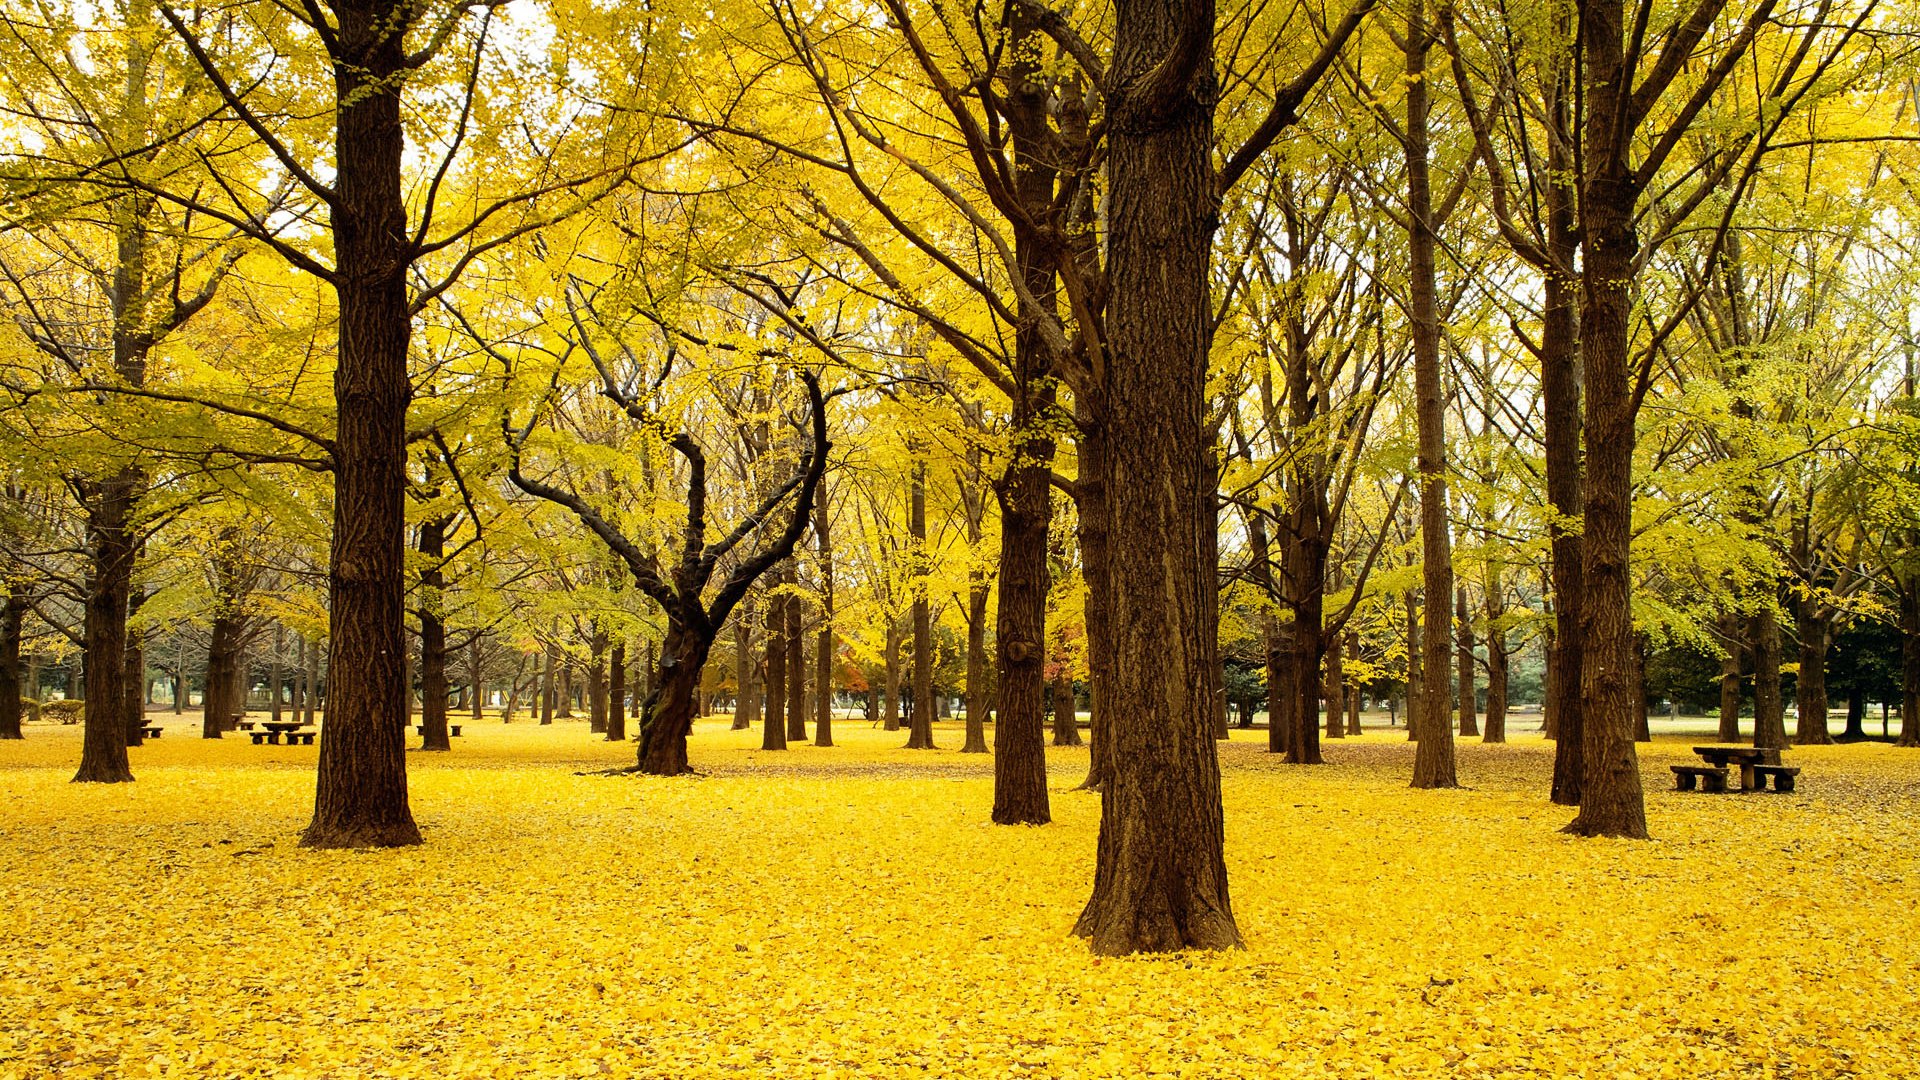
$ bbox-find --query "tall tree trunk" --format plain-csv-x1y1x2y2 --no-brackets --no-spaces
607,640,627,742
540,641,556,725
200,615,241,739
0,589,23,739
304,0,422,847
1074,419,1115,791
762,587,788,750
1794,596,1832,745
1540,146,1585,804
1718,614,1744,741
1406,0,1457,789
270,623,285,725
815,488,836,748
993,406,1054,807
1456,584,1477,737
961,577,990,755
1325,612,1346,740
1050,670,1080,747
1751,609,1787,750
74,475,136,782
732,609,756,730
882,617,901,731
557,658,574,718
417,516,452,752
637,623,713,775
906,461,936,749
1074,0,1240,954
1483,575,1508,742
1564,0,1648,837
124,582,148,746
304,636,320,726
588,624,609,735
1405,588,1422,740
1898,584,1919,748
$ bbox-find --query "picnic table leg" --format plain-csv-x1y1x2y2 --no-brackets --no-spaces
1740,763,1757,792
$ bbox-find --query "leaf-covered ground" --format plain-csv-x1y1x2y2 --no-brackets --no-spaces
3,716,1917,1079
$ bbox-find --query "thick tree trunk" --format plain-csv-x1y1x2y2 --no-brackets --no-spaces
732,610,756,730
1050,670,1080,747
1751,609,1787,750
200,615,242,738
270,623,285,725
417,516,452,752
762,588,788,750
1541,175,1585,803
1074,0,1240,954
637,624,713,775
994,419,1054,809
1794,597,1832,745
1480,562,1508,741
1456,585,1478,737
304,2,422,848
539,643,555,724
882,617,902,731
1406,1,1456,789
1564,0,1647,837
1899,585,1919,748
588,624,608,735
906,461,936,749
961,578,990,755
1074,419,1115,791
124,585,147,746
0,589,23,739
1718,615,1744,741
607,641,627,741
1324,618,1345,740
304,638,320,726
74,472,136,783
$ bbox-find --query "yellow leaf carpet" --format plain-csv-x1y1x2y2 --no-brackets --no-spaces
3,718,1916,1079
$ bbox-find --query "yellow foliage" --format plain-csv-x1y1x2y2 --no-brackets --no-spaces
3,722,1918,1078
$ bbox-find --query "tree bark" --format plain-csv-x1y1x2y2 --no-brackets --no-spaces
1751,609,1787,750
1074,0,1240,954
588,623,609,735
905,460,936,749
0,589,23,739
762,586,788,750
732,608,757,730
1050,669,1081,747
1406,0,1457,789
882,617,902,732
1718,614,1744,741
815,489,835,748
416,516,452,752
1794,588,1832,745
200,614,242,739
607,640,627,741
1898,585,1919,748
1456,584,1477,737
1564,0,1648,837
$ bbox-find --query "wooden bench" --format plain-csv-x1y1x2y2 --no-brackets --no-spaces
250,731,274,745
1671,765,1729,793
141,726,161,738
1747,765,1800,793
236,721,256,731
289,731,316,745
415,725,463,737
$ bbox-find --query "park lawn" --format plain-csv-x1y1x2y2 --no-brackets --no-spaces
2,718,1917,1079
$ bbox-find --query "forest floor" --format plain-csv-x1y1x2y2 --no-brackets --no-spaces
2,715,1916,1079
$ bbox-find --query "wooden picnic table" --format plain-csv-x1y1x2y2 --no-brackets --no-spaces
250,721,317,746
1675,745,1798,793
